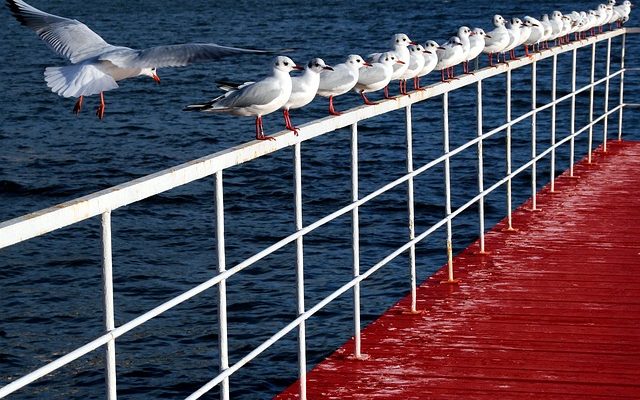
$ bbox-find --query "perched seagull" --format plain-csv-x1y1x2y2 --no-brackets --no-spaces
436,36,464,82
183,56,302,141
354,52,403,105
282,58,333,135
317,54,370,115
483,14,510,66
516,18,533,55
415,40,440,88
467,28,489,72
540,14,554,48
370,33,416,97
503,17,522,60
6,0,275,119
550,11,564,43
402,44,426,91
614,0,633,26
523,16,544,54
456,26,473,73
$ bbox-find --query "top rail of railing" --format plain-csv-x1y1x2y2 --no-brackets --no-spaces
0,27,635,249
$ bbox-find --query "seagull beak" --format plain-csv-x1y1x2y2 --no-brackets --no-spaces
363,62,373,67
323,65,334,71
485,34,492,38
396,60,406,64
409,41,418,45
293,65,304,70
424,50,433,54
438,46,446,50
153,73,161,84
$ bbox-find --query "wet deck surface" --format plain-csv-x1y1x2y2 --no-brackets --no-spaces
276,140,640,399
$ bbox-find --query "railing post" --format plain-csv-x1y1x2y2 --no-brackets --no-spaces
603,37,612,152
618,32,626,141
101,211,117,400
214,171,230,400
530,62,538,207
550,54,557,192
570,48,577,177
405,105,417,313
476,81,486,254
588,42,596,163
351,122,362,358
443,93,455,282
293,143,307,399
506,69,514,228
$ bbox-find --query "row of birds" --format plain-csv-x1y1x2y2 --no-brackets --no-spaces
7,0,633,141
186,0,632,140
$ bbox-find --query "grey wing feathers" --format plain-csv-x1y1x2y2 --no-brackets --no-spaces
6,0,112,63
357,66,386,86
215,80,281,108
103,43,273,69
319,69,354,91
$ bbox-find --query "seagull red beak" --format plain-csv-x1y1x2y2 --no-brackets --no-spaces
323,65,334,71
409,41,418,45
363,62,373,67
293,65,304,70
396,60,406,64
153,73,161,84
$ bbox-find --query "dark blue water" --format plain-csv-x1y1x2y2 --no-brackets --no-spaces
1,1,639,398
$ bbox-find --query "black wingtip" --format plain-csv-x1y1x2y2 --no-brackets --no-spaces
6,0,34,28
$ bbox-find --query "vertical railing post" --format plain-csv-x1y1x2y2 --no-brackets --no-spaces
476,81,486,254
603,37,612,152
405,105,417,313
351,122,362,358
101,211,117,400
588,42,596,163
570,48,577,177
506,69,514,228
293,143,307,399
550,55,557,192
443,93,455,282
618,32,626,141
215,171,229,400
530,62,538,207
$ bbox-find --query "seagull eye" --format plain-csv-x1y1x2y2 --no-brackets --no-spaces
284,61,289,66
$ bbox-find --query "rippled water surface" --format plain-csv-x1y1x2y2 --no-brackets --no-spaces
1,0,639,398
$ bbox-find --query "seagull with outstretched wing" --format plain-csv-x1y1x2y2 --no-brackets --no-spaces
6,0,274,119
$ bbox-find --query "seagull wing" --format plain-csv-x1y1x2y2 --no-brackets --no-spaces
6,0,114,63
100,43,273,69
212,78,282,109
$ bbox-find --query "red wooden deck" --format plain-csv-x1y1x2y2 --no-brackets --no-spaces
276,140,640,399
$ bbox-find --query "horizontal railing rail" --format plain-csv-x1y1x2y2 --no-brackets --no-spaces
0,27,637,400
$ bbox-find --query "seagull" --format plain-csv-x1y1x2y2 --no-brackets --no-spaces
523,16,544,54
370,33,417,97
354,52,403,105
317,54,370,116
467,28,489,72
436,37,464,82
183,56,302,141
282,58,333,135
503,18,522,60
456,26,473,73
483,15,510,66
415,40,440,89
540,14,554,48
402,44,426,91
6,0,274,119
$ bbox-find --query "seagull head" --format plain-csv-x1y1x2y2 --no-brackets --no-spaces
306,58,333,73
141,67,160,84
379,51,404,65
274,56,303,72
493,15,506,26
391,33,417,47
345,54,371,69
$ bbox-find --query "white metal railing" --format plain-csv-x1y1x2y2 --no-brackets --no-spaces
1,27,638,400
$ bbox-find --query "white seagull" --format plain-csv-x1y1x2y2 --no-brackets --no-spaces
7,0,277,119
370,33,417,97
483,15,510,66
456,26,473,73
402,44,426,91
436,36,464,81
415,40,440,89
282,58,333,135
184,56,302,141
467,28,489,72
354,52,403,105
317,54,370,115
